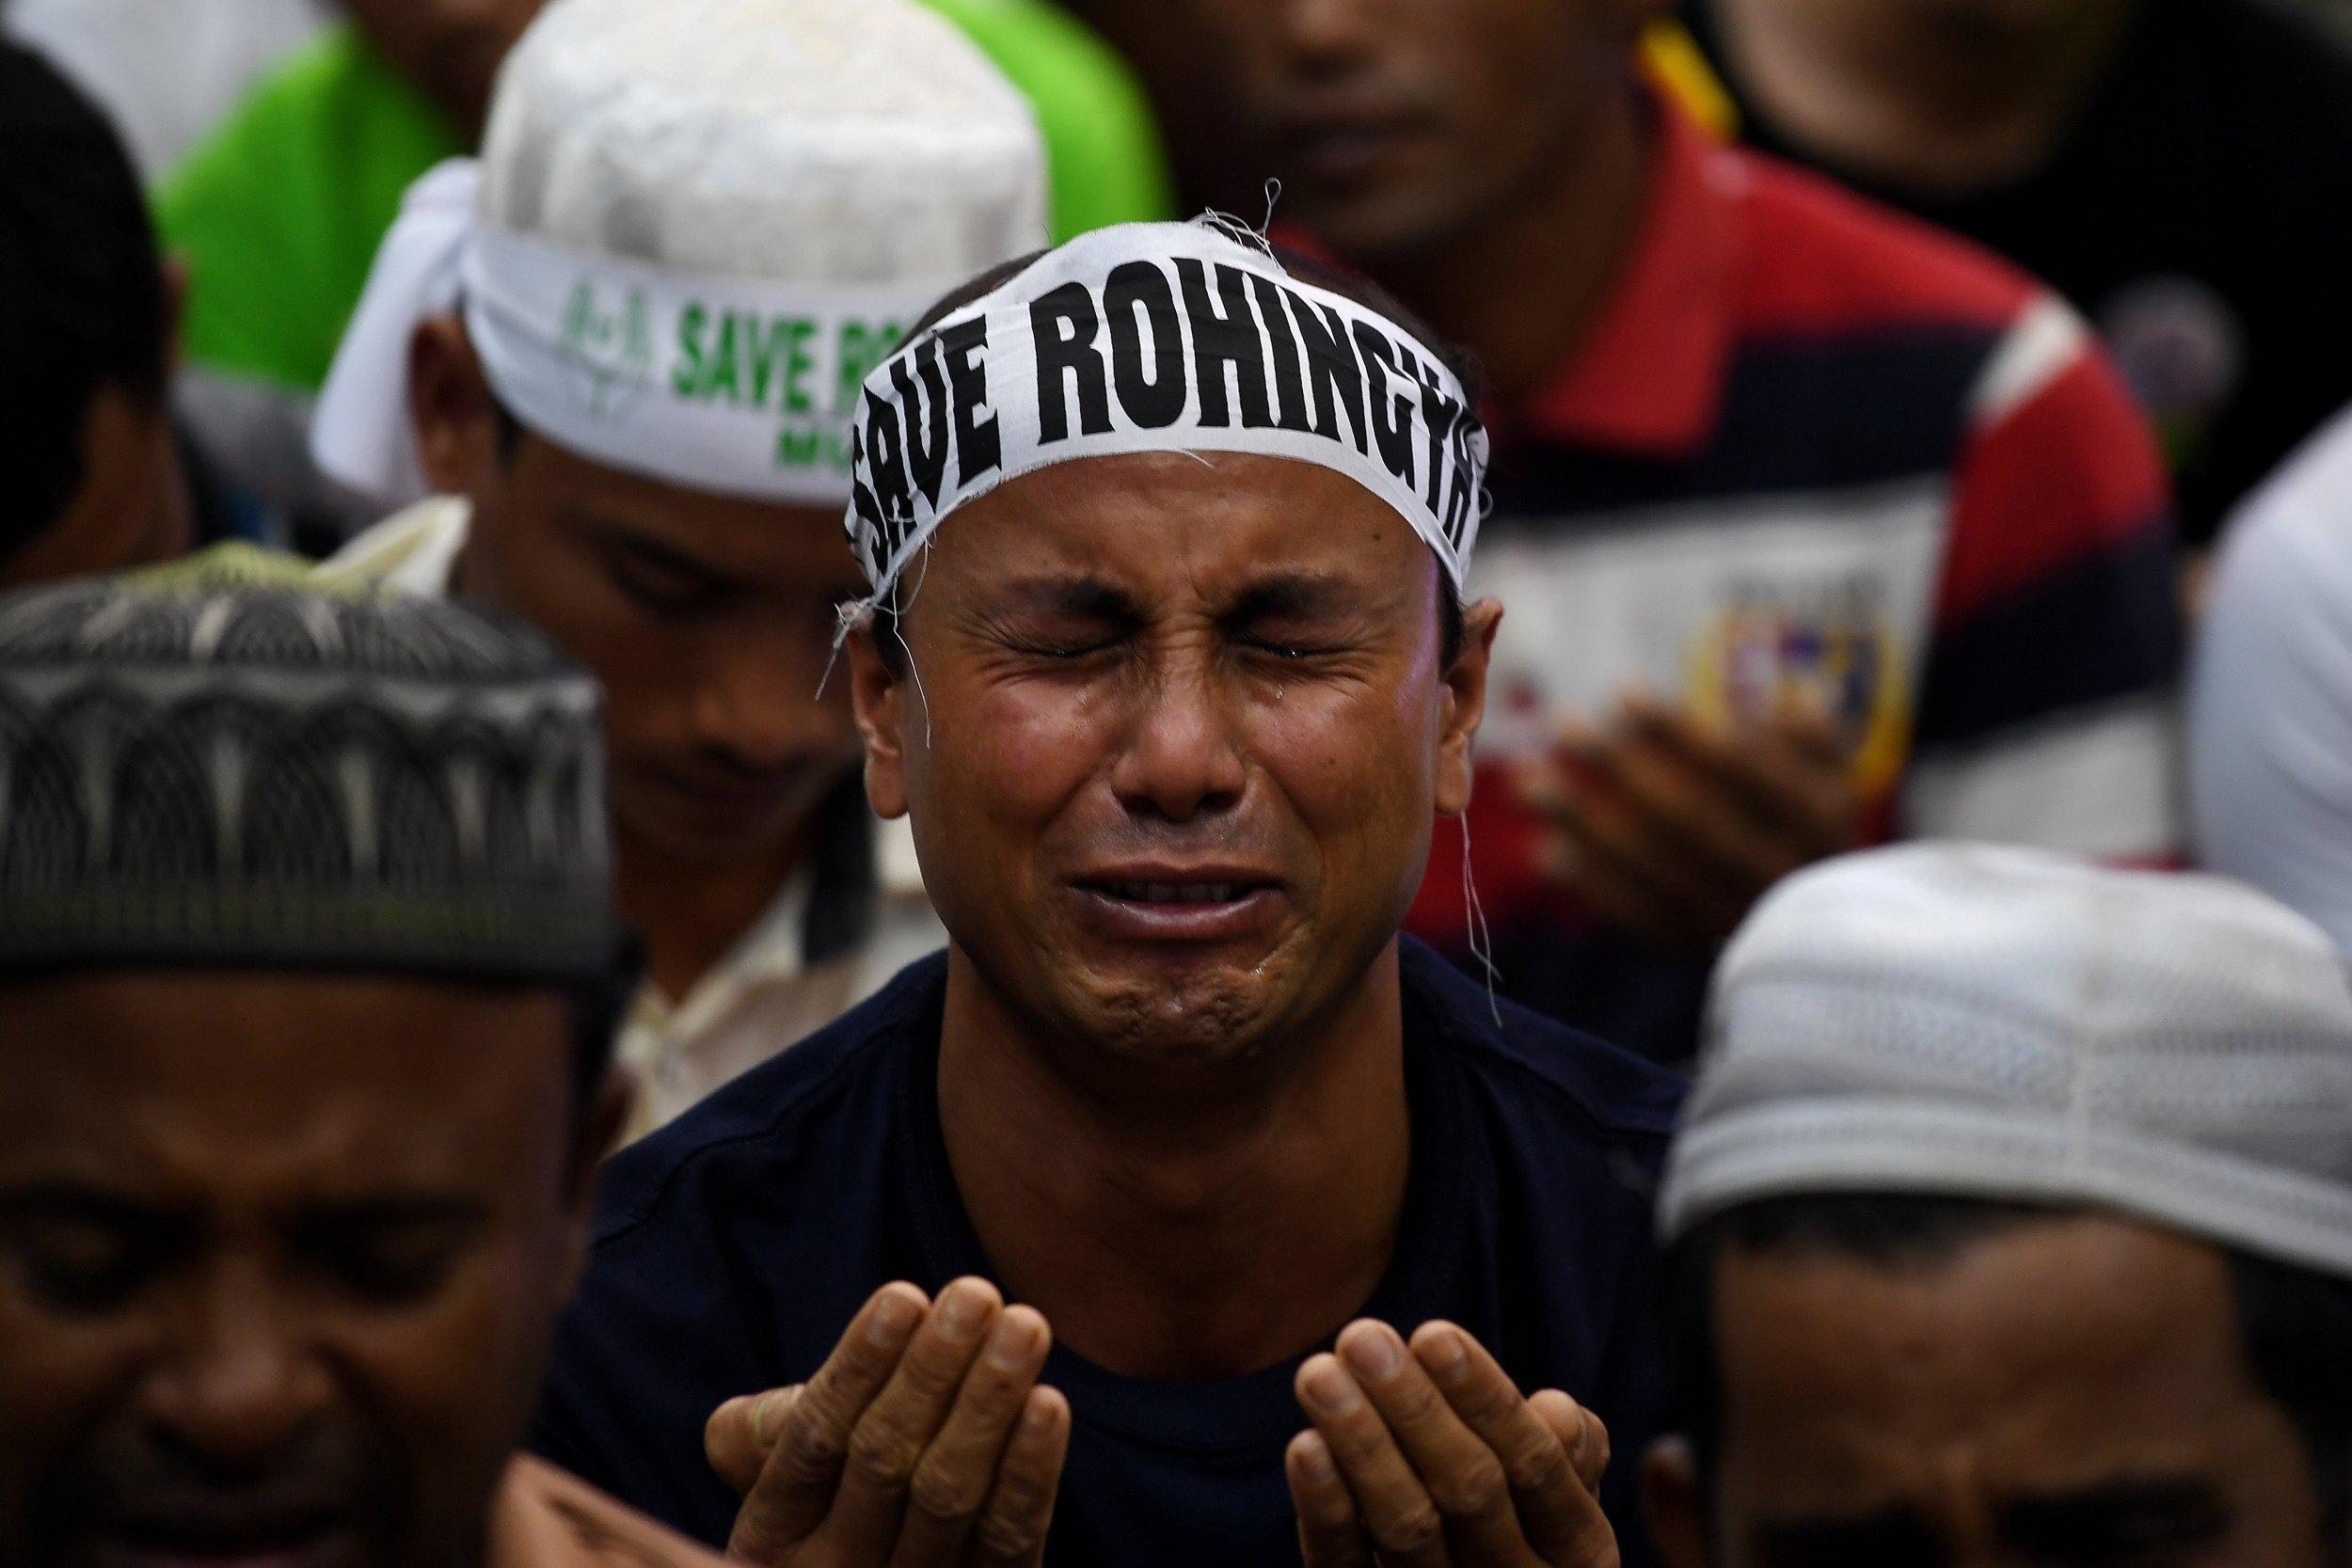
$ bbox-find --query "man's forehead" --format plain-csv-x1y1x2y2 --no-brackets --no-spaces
1715,1219,2255,1495
0,974,570,1164
933,452,1433,597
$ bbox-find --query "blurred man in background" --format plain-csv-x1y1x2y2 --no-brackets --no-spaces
1171,0,2180,1063
1647,845,2352,1568
0,41,193,591
2190,401,2352,956
158,0,1173,549
310,0,1057,1137
1681,0,2352,557
0,578,717,1568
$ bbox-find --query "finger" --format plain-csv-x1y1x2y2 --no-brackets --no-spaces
707,1384,801,1495
1545,783,1741,944
1338,1321,1530,1563
1531,1389,1612,1497
970,1386,1073,1568
1295,1352,1451,1568
825,1276,1005,1561
889,1305,1054,1565
1287,1430,1375,1568
1627,701,1856,850
725,1282,929,1560
1581,727,1799,892
1413,1324,1613,1563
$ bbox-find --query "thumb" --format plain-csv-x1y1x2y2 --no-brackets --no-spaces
1531,1389,1612,1495
706,1385,802,1497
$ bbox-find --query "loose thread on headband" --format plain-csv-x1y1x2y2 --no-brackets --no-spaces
1460,813,1502,1029
895,539,938,750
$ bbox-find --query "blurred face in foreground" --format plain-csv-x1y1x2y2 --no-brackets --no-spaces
850,451,1499,1067
1645,1213,2332,1568
413,322,870,870
0,973,608,1568
1195,0,1659,262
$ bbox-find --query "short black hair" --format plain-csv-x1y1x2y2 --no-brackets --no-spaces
0,42,168,557
872,242,1478,674
1664,1194,2352,1549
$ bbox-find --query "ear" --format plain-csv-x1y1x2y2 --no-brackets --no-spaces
160,257,190,377
554,1069,633,1300
407,313,506,498
849,624,911,821
1434,596,1503,819
1643,1437,1715,1568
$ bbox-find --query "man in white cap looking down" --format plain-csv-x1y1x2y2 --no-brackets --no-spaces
1645,843,2352,1568
306,0,1052,1137
532,220,1688,1567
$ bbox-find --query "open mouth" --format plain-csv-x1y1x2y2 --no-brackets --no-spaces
1072,874,1284,943
1097,881,1255,905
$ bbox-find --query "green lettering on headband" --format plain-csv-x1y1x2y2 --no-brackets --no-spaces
834,320,906,416
775,420,854,474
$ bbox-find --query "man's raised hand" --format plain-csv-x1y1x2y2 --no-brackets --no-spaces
705,1278,1071,1567
1287,1320,1615,1568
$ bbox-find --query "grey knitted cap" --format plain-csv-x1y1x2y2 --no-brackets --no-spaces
0,577,616,985
1661,843,2352,1279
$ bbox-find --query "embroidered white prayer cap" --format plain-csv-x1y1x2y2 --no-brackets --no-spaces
313,0,1048,508
1661,843,2352,1278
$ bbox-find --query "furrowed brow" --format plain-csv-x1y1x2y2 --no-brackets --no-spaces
1219,573,1362,626
2000,1477,2230,1560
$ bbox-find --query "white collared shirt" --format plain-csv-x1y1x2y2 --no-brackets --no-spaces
326,499,946,1139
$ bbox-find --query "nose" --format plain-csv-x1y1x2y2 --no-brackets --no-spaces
145,1268,334,1475
1109,657,1249,825
1278,0,1380,64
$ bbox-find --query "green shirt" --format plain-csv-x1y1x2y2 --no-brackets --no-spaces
156,7,1175,397
157,26,464,394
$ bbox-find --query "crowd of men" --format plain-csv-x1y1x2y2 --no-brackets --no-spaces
6,0,2352,1564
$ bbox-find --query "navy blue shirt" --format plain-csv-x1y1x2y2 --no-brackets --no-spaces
533,940,1685,1568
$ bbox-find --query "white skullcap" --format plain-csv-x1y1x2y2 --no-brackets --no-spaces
313,0,1048,509
1661,843,2352,1280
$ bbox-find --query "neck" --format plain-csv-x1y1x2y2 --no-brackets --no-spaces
1367,75,1654,404
937,942,1414,1382
1716,0,2134,196
614,821,809,1002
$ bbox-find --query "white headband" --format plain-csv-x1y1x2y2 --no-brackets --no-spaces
312,160,955,510
846,221,1489,597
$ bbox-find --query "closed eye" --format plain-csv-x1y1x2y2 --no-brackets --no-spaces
293,1201,484,1308
0,1191,192,1314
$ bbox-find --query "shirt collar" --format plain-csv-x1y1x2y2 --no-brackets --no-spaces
1511,94,1746,458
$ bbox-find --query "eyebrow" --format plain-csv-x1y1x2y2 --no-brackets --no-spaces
1999,1477,2230,1558
990,576,1144,622
0,1182,190,1229
0,1185,485,1232
1219,572,1363,626
562,510,735,592
1752,1506,1947,1568
984,571,1364,624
